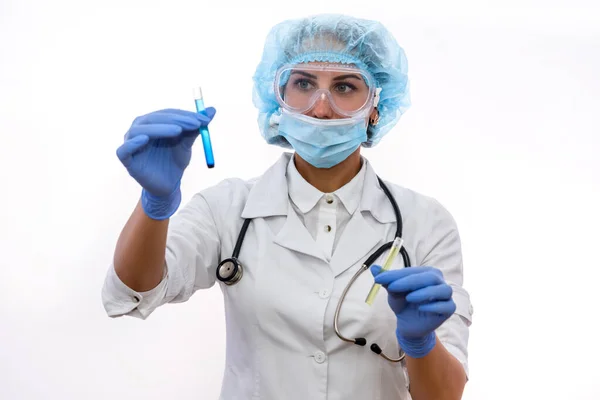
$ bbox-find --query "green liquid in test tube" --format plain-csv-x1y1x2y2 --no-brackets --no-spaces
365,237,404,305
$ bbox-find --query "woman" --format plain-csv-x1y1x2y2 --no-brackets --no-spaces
102,14,473,400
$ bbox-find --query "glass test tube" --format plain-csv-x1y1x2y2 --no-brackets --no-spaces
193,86,215,168
365,237,404,305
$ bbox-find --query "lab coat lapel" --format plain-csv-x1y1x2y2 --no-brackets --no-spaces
273,206,329,263
329,159,397,277
241,154,290,219
329,210,380,277
242,152,328,262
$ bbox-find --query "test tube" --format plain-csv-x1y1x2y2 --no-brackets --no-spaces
193,86,215,168
365,237,404,305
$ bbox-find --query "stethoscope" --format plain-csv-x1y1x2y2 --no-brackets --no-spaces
216,177,411,363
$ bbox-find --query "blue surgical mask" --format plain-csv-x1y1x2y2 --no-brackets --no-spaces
278,111,368,169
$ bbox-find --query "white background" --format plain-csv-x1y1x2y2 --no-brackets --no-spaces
1,0,599,399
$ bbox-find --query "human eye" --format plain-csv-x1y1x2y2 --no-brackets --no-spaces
293,78,314,91
334,82,357,94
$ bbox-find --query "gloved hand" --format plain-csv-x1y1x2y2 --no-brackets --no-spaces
371,265,456,358
116,108,216,220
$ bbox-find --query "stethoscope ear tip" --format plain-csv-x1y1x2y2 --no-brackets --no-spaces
370,343,382,354
354,338,367,346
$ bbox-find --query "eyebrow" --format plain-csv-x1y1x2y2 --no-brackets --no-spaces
290,71,364,82
290,71,318,79
332,74,363,81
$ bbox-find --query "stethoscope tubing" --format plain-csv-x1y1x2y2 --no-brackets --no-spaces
216,176,411,362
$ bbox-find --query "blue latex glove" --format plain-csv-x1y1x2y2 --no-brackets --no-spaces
371,265,456,358
116,108,216,220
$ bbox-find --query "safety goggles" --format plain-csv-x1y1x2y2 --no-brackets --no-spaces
274,63,378,118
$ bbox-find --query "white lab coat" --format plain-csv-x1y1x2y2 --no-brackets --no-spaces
102,152,473,400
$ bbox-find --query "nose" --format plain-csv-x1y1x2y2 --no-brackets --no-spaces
308,92,335,119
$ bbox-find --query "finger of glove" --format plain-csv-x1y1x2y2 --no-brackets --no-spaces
199,106,217,123
373,266,440,286
127,124,183,140
370,265,383,277
149,108,216,125
134,112,202,130
152,107,217,119
116,135,150,167
180,130,200,149
161,107,216,125
386,271,445,294
371,265,432,279
139,108,201,120
405,284,453,303
417,299,456,315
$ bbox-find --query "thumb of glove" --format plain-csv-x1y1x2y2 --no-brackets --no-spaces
370,265,383,277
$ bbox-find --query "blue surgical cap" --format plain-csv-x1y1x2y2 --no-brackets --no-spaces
252,14,411,148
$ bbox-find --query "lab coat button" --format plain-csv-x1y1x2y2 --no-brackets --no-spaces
133,295,140,302
318,289,330,299
314,351,326,363
325,196,334,204
324,225,332,232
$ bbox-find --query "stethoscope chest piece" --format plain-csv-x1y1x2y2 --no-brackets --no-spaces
216,257,243,285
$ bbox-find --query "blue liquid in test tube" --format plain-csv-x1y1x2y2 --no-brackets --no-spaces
193,86,214,168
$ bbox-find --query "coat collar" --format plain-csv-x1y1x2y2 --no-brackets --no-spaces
241,152,397,225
